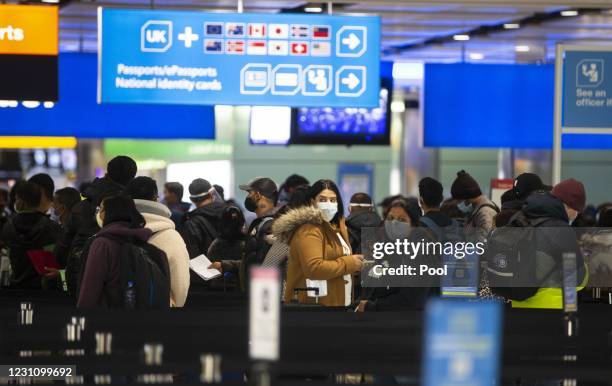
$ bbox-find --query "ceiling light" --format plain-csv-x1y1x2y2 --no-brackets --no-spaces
515,45,530,52
561,10,579,17
390,101,405,113
469,53,484,60
453,34,470,41
503,23,520,29
0,100,18,108
392,62,424,80
22,101,41,109
42,0,60,3
304,6,323,13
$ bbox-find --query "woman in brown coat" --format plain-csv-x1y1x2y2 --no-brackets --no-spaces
275,179,363,306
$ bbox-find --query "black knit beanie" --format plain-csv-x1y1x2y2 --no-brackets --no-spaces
107,156,137,186
450,170,482,200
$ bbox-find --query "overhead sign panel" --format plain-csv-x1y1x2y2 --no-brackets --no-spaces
0,4,58,101
0,4,58,56
562,49,612,130
98,8,380,107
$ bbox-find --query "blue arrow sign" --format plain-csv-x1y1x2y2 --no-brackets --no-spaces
98,8,380,107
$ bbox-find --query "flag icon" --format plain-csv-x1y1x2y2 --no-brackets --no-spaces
225,40,245,54
247,40,267,55
268,40,288,56
291,24,309,39
311,41,331,56
226,23,245,37
290,42,308,55
205,23,223,36
269,24,289,39
312,25,330,39
248,23,266,38
204,39,223,54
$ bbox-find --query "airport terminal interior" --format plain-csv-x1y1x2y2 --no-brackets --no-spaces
3,0,612,385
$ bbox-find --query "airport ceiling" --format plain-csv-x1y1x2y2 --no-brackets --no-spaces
22,0,612,62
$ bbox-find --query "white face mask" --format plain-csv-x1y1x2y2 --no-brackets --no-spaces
49,207,61,223
96,212,104,228
457,200,474,214
317,201,338,222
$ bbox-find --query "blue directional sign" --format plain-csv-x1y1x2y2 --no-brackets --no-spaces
563,49,612,129
98,8,380,107
423,300,502,386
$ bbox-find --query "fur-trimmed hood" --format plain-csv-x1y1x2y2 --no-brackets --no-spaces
272,206,326,244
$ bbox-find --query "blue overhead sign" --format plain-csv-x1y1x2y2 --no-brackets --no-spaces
424,63,612,149
563,49,612,129
0,53,215,139
422,300,502,386
98,8,380,107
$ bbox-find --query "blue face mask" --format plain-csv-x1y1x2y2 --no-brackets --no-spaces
457,200,474,214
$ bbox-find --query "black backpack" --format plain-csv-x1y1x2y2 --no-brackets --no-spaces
484,212,557,301
80,234,171,309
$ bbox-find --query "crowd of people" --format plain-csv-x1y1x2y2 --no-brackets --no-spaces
0,154,611,311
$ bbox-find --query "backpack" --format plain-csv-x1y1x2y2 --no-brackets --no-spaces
83,234,171,309
420,217,479,298
467,203,500,225
484,212,557,301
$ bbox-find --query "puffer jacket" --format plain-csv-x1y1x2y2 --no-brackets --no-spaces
276,206,360,307
134,199,190,307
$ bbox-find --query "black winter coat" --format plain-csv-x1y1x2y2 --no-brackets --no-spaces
1,211,61,289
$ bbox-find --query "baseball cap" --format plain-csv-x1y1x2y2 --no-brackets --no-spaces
239,177,278,200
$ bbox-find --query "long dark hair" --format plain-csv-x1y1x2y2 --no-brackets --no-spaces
309,179,344,224
219,206,246,241
101,194,145,228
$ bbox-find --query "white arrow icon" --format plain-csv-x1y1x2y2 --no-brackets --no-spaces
342,33,361,50
341,72,360,90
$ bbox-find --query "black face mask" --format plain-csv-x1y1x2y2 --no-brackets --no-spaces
244,195,258,212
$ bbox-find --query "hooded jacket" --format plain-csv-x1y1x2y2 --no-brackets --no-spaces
1,211,61,289
346,210,382,254
511,192,586,309
275,206,359,307
180,202,226,259
57,177,123,297
77,222,152,308
134,199,190,307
